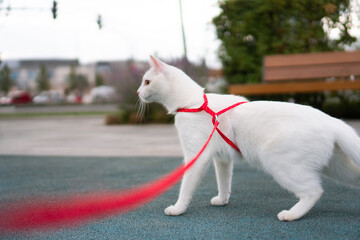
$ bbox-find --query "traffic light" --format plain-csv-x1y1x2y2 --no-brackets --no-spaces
97,15,102,29
51,1,57,19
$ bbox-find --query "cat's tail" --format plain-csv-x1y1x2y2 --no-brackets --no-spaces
322,120,360,187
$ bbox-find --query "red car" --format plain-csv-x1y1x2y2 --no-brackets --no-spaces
9,91,32,104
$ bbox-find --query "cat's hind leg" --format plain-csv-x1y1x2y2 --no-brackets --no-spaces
277,189,323,221
211,157,233,206
263,153,325,221
273,169,323,221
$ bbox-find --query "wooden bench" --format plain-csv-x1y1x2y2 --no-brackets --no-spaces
228,51,360,96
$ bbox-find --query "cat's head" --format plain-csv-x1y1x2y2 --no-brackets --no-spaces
137,56,172,104
137,56,204,113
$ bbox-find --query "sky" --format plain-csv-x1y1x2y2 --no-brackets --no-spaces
0,0,359,69
0,0,222,68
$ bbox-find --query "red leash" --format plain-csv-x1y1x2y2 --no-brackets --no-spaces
0,122,219,232
0,95,246,232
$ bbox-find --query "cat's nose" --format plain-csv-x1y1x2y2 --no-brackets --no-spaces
137,91,139,95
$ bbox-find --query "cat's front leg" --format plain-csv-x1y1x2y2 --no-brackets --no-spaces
165,153,211,216
211,157,233,206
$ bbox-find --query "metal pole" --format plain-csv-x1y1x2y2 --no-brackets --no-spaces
179,0,187,60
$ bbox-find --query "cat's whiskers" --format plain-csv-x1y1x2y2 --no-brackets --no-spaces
135,98,142,123
136,98,146,123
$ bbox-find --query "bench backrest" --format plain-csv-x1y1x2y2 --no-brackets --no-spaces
263,51,360,82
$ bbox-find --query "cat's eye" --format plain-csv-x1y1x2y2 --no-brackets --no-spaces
144,80,151,86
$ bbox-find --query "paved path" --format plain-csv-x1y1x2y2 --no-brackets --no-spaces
0,116,182,157
1,116,360,157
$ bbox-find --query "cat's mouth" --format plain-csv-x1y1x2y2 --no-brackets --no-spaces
138,94,151,103
138,92,162,104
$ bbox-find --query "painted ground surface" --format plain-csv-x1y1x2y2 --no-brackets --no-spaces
0,155,359,240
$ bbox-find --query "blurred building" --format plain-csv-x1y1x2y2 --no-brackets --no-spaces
0,58,220,103
0,59,98,94
95,60,147,85
0,59,150,94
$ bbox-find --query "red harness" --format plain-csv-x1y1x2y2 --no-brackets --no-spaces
177,94,247,153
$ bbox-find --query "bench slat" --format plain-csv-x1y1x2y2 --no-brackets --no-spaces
264,51,360,68
263,51,360,81
265,62,360,81
229,80,360,96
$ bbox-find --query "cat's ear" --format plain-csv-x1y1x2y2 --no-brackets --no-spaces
149,55,166,72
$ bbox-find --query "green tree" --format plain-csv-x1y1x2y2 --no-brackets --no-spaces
0,64,14,94
36,64,50,91
76,74,89,94
213,0,357,84
67,65,89,95
95,73,105,86
68,65,77,91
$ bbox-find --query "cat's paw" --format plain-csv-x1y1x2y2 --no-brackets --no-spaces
164,205,186,216
277,210,299,222
210,196,228,206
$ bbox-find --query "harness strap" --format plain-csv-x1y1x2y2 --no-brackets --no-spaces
177,94,247,153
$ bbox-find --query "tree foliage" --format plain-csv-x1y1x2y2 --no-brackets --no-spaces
76,74,89,94
95,73,105,86
68,65,77,91
67,65,89,94
213,0,357,84
0,64,14,94
36,64,50,92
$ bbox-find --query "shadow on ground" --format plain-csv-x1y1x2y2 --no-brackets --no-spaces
0,155,359,239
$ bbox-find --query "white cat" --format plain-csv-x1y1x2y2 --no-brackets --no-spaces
137,56,360,221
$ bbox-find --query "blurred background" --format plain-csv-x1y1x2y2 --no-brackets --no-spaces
1,2,360,237
0,0,360,122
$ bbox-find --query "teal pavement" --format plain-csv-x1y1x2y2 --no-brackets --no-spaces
0,155,359,239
